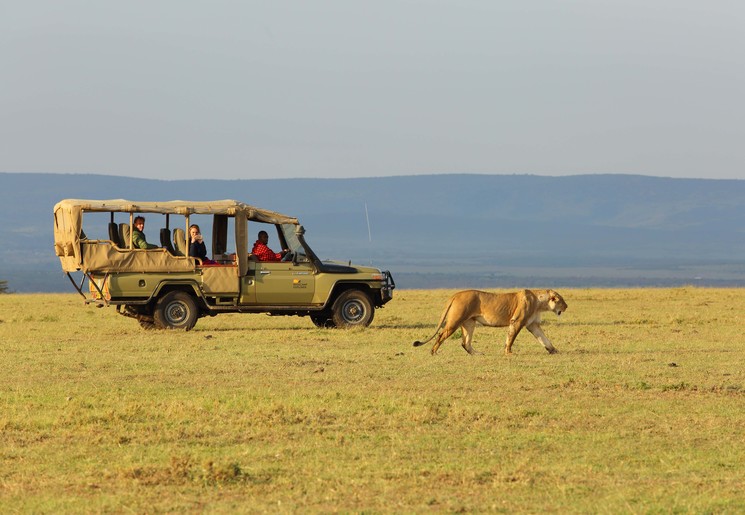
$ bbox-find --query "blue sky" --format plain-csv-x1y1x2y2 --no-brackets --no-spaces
2,1,743,180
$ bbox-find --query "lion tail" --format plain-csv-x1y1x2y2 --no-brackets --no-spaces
413,299,454,347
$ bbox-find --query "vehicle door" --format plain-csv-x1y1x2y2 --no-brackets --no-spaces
253,224,316,304
254,259,315,304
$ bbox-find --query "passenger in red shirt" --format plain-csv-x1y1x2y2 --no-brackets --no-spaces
251,230,288,262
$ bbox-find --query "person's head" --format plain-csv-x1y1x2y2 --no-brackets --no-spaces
258,230,269,243
189,224,201,238
134,216,145,231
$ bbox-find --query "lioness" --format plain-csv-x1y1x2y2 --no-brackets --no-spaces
413,289,567,355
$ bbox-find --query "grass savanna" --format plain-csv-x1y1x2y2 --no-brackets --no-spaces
1,288,744,513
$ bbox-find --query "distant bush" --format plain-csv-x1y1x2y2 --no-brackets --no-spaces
0,280,10,294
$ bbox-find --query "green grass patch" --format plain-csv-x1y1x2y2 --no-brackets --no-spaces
1,288,745,512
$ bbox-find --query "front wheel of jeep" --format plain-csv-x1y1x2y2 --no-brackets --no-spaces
153,291,198,331
331,290,374,328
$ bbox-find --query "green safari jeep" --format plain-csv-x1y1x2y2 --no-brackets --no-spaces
53,199,395,330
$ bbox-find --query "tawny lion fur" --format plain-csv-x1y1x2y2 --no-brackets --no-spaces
413,289,567,355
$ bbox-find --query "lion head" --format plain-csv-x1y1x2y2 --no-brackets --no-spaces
547,290,568,316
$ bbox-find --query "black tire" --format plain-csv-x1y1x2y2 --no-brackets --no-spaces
310,312,334,328
330,290,374,328
153,291,198,331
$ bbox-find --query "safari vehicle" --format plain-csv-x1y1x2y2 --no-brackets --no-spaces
53,199,394,330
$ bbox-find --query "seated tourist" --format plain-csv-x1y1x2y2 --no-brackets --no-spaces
188,224,215,264
251,230,288,262
133,216,159,249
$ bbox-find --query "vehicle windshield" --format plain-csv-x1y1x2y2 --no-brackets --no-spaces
280,224,308,261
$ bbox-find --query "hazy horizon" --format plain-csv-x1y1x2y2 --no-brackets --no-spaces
3,170,745,183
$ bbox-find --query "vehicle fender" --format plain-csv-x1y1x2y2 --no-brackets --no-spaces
322,281,374,309
152,280,205,303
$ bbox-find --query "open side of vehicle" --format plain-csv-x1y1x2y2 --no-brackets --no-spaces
53,199,394,330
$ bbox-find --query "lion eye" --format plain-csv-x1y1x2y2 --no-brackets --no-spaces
550,297,556,302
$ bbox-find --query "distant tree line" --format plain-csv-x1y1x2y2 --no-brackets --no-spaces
0,280,10,294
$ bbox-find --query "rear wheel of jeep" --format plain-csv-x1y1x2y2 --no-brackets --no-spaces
331,290,374,328
153,291,198,331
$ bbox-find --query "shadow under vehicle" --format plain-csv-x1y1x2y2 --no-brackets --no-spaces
53,199,394,330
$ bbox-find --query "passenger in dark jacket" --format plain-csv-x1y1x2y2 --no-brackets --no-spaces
189,224,214,264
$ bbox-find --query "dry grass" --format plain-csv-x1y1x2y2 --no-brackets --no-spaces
1,288,744,513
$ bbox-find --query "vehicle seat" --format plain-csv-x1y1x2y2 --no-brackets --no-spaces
108,222,123,248
173,228,186,256
160,228,176,255
119,223,131,249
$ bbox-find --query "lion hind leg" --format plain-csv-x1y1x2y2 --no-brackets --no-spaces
527,323,558,354
431,324,458,355
460,319,480,355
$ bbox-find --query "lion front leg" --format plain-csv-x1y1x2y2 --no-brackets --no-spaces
504,322,523,355
527,322,558,354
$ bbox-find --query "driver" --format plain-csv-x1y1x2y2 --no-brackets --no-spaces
251,230,289,262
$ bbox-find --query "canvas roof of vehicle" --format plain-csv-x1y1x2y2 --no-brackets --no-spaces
53,199,298,274
53,199,299,225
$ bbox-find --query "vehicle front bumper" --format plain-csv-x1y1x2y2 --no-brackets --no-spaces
380,270,395,304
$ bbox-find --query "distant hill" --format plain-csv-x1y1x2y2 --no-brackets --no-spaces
1,172,744,292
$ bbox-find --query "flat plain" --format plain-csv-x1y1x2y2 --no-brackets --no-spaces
1,288,744,513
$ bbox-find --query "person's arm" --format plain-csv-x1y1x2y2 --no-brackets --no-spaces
189,241,199,257
190,241,207,259
133,230,158,249
252,243,281,261
132,230,148,249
